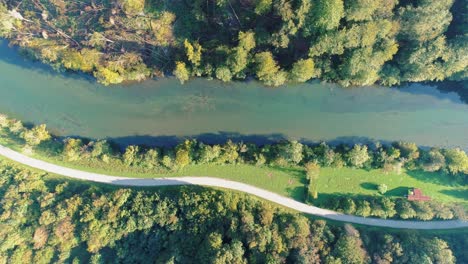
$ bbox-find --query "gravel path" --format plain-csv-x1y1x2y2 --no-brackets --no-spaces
0,144,467,230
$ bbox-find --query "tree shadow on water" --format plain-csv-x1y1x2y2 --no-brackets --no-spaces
0,40,98,84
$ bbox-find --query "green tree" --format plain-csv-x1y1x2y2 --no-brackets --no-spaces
219,140,239,164
420,148,446,172
87,32,107,49
305,162,320,200
333,229,369,264
175,148,190,169
279,141,304,164
123,145,140,167
428,238,456,264
413,201,435,220
227,31,256,76
215,66,233,82
305,162,320,181
63,138,83,161
174,61,190,84
94,53,150,85
150,12,176,46
161,155,173,169
443,148,468,175
342,199,356,215
345,0,379,22
254,0,273,15
393,142,420,161
381,197,396,218
355,200,371,217
289,58,315,82
254,52,286,86
20,124,51,146
306,0,344,33
0,4,19,37
198,143,222,164
119,0,145,15
227,48,249,77
94,67,124,85
238,31,256,51
141,149,159,169
90,140,111,159
0,114,8,127
396,200,416,219
346,145,370,168
398,1,453,44
184,39,202,67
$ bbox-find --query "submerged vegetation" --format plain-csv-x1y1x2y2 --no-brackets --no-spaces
0,158,467,263
0,0,466,86
1,113,466,221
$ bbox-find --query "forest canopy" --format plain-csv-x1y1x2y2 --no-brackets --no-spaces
0,0,466,86
0,159,466,263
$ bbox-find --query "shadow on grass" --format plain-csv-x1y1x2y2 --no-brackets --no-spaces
386,186,411,197
439,189,468,200
405,170,461,187
286,185,306,202
270,165,307,185
360,182,378,191
311,192,381,208
359,183,411,198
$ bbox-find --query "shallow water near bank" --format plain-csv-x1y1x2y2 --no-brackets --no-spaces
0,40,467,148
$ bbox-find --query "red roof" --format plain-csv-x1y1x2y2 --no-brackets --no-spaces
408,188,431,201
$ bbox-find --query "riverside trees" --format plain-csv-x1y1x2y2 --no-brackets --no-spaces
0,0,465,86
0,114,466,220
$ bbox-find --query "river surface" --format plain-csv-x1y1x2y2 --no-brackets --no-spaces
0,40,467,148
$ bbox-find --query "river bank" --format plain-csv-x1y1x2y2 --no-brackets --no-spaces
1,40,468,149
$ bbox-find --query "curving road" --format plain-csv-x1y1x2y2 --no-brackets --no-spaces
0,144,467,230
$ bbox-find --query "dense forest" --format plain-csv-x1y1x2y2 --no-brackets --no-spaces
0,0,466,86
1,113,467,221
0,159,466,263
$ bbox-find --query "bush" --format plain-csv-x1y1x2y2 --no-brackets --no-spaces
396,200,416,219
63,138,83,161
123,145,140,167
378,184,388,195
20,124,51,146
174,61,190,84
215,66,233,82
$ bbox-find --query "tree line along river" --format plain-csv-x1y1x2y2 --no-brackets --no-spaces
0,40,467,149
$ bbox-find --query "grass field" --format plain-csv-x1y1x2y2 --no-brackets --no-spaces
168,164,307,200
317,167,467,204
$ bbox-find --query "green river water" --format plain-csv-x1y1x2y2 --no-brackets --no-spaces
0,40,467,148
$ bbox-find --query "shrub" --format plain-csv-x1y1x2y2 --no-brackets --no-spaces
63,138,83,162
378,184,388,195
20,124,51,146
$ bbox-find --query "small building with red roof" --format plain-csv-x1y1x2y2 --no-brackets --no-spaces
407,188,431,201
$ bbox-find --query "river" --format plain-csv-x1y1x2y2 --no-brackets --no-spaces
0,40,467,148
